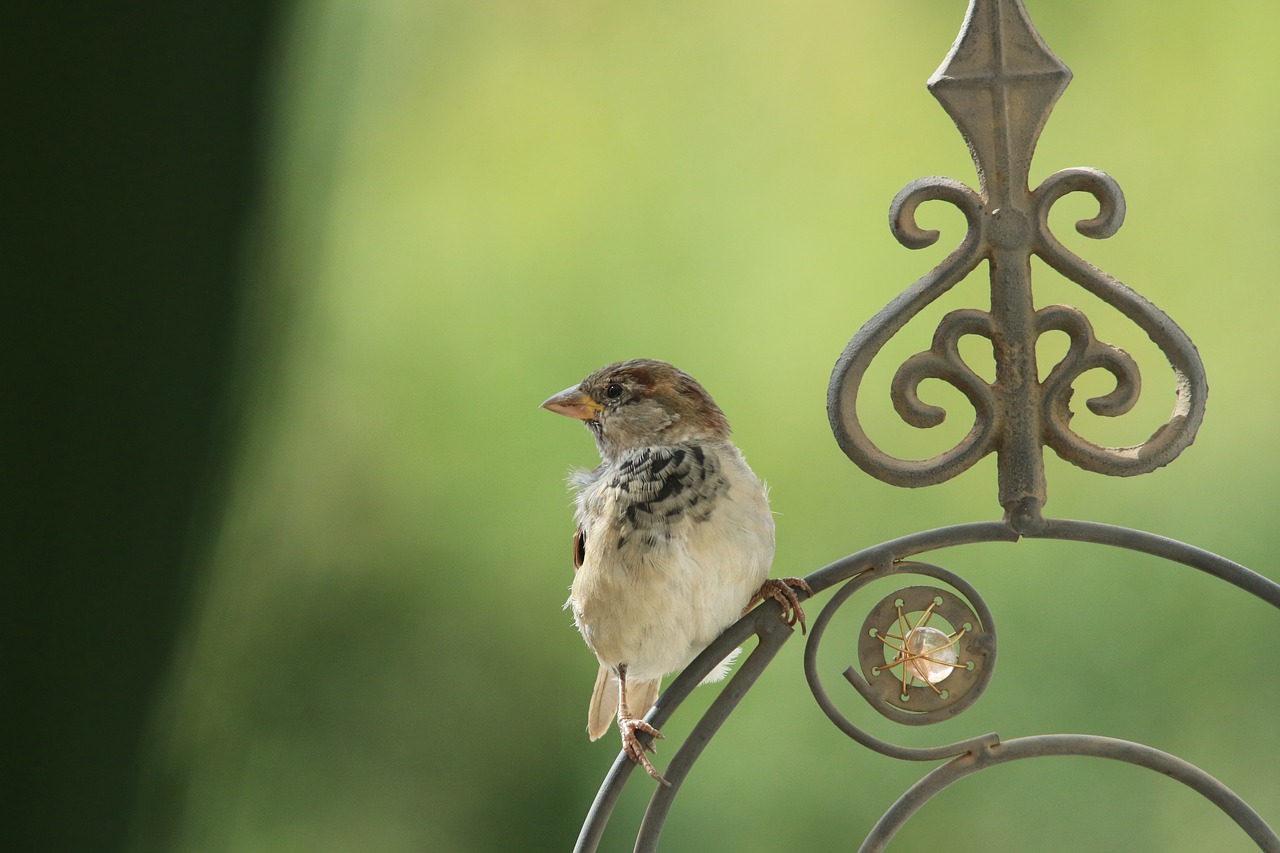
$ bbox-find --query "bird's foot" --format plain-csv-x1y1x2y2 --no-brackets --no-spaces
747,577,814,634
619,716,670,787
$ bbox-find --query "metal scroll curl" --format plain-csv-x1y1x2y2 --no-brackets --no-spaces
795,521,1280,853
861,735,1280,853
1032,168,1208,476
827,178,990,490
829,164,1208,497
574,519,1280,852
828,0,1209,516
803,559,999,762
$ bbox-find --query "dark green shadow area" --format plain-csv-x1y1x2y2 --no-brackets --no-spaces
3,4,281,850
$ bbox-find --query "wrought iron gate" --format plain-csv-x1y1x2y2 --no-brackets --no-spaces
574,2,1280,849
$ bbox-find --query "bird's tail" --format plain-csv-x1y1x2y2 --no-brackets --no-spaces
587,666,618,741
587,666,661,741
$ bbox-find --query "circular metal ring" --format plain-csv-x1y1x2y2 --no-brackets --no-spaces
805,559,999,758
857,584,990,719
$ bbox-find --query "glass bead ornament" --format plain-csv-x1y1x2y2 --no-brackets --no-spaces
855,580,993,718
903,625,959,685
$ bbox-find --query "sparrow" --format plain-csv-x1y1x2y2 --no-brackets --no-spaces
542,358,811,784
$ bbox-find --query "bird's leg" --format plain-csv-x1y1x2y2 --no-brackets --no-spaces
616,664,670,787
745,577,815,634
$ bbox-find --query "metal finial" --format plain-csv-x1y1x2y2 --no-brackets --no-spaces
929,0,1070,202
827,0,1207,529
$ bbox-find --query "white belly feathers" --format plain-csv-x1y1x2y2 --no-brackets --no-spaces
568,441,775,681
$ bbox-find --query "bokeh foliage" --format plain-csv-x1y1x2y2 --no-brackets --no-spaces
141,1,1280,851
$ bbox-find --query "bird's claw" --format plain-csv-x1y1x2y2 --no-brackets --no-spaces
747,577,814,635
619,716,670,786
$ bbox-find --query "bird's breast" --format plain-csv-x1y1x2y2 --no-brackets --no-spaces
568,442,775,677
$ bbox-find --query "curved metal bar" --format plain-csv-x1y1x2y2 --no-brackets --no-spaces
805,520,1018,595
1031,167,1209,477
827,178,990,488
1032,518,1280,608
574,517,1280,851
574,604,795,853
804,519,1280,760
891,308,996,430
805,562,999,760
1032,166,1126,241
576,522,1011,851
632,615,794,853
859,735,1280,852
1036,303,1141,420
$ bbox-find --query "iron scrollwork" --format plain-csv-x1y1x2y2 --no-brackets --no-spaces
826,0,1207,528
572,1,1278,850
804,561,998,762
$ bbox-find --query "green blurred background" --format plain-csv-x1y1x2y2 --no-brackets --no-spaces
11,1,1280,851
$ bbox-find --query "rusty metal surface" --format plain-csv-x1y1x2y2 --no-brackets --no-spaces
826,0,1207,530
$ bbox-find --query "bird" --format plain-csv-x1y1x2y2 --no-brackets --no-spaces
541,358,811,784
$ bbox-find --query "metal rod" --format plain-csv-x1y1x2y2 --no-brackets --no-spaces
860,735,1280,852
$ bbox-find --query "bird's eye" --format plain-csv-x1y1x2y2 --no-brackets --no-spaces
605,383,623,399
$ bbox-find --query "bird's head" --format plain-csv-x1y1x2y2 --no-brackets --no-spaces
541,359,730,458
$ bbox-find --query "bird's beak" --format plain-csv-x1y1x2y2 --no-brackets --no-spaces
541,385,602,420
